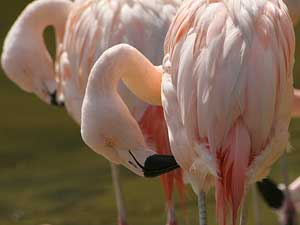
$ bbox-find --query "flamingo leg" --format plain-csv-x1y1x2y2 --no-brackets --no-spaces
110,163,128,225
166,202,177,225
198,191,207,225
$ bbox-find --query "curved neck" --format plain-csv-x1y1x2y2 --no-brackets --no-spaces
20,0,72,46
82,44,163,152
89,44,163,106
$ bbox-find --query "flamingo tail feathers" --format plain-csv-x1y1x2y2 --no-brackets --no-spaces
216,119,251,225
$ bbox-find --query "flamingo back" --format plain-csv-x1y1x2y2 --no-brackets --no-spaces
58,0,178,123
162,0,295,224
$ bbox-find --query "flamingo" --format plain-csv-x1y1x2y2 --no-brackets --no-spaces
1,0,72,105
58,1,185,224
257,177,300,225
81,0,295,225
1,0,184,224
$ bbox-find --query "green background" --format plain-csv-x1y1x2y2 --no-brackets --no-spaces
0,1,299,225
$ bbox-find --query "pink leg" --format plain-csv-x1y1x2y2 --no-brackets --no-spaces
118,217,128,225
110,163,128,225
166,203,177,225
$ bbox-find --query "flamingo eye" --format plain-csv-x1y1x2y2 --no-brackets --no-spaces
104,138,115,148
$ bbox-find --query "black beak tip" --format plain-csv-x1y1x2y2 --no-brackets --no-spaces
143,154,180,178
256,178,284,209
50,91,64,107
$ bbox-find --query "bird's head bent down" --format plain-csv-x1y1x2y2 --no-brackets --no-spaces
1,0,71,107
80,47,179,177
80,99,179,178
1,35,64,107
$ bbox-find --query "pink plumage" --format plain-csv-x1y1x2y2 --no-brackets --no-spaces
139,106,185,212
60,1,185,224
162,0,295,224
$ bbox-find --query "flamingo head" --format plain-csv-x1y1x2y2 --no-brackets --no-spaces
81,88,179,178
1,33,64,106
1,0,72,107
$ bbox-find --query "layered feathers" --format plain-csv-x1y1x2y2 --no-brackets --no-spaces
162,0,295,224
58,0,178,123
57,0,185,221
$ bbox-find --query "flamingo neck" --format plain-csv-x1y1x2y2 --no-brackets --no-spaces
89,45,163,106
20,0,72,48
82,44,163,157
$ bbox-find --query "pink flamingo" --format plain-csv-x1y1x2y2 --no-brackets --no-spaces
81,0,295,225
1,0,184,224
1,0,72,104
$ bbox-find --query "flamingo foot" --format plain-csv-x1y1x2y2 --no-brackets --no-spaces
166,203,177,225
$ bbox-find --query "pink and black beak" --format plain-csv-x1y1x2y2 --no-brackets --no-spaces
129,151,179,177
257,178,284,209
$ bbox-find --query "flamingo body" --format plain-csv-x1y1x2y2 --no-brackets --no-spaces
161,0,295,224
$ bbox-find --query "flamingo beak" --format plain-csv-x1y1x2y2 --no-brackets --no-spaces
129,151,180,177
256,178,284,209
143,154,180,177
49,90,64,107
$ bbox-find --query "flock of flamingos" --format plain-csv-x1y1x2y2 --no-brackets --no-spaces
2,0,300,224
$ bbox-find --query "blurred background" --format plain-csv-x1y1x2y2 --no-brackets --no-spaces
0,1,299,225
